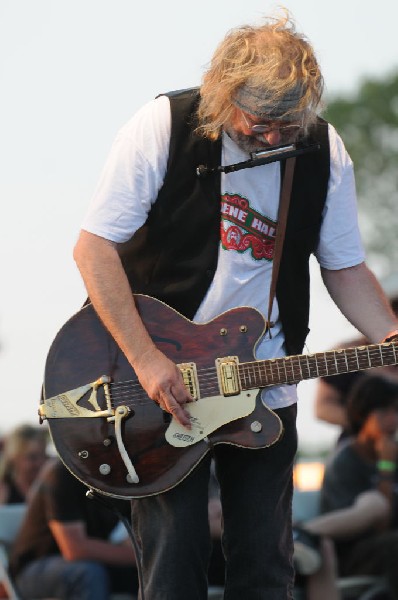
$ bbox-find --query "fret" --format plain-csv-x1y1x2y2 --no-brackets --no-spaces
319,352,329,377
284,357,294,383
275,358,282,383
294,355,304,382
275,359,282,383
254,362,262,385
325,351,333,375
259,361,268,387
305,355,319,379
255,362,264,387
239,365,248,389
353,347,361,370
313,354,319,377
265,360,274,385
330,351,343,375
307,355,316,378
346,350,358,371
283,357,290,382
354,348,360,370
251,362,259,387
299,355,310,380
247,362,256,387
282,358,288,382
360,346,372,369
367,345,383,369
303,355,309,379
268,359,276,384
268,359,277,384
380,345,385,366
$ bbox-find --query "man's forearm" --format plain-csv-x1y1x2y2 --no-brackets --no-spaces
69,537,136,564
73,230,156,368
50,520,136,565
73,230,193,427
321,263,398,343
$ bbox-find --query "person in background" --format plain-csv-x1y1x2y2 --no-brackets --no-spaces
9,458,138,600
314,296,398,443
0,423,48,504
297,376,398,599
71,9,398,599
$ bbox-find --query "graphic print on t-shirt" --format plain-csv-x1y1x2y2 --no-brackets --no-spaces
221,192,277,261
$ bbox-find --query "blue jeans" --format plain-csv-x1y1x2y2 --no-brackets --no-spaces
15,556,137,600
131,404,297,600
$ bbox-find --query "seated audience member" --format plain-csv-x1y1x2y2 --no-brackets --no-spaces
0,423,48,504
9,458,138,600
314,362,365,442
296,376,398,599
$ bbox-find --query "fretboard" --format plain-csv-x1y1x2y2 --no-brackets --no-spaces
238,342,398,389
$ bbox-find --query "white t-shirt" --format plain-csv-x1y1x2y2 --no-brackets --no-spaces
82,95,365,409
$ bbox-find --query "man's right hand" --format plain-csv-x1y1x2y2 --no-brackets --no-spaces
133,346,194,429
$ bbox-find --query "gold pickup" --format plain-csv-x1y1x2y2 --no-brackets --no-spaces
216,356,241,396
177,362,200,400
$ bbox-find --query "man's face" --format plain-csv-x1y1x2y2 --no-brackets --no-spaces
226,107,303,154
363,404,398,440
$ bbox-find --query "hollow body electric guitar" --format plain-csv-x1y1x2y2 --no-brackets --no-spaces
40,294,398,499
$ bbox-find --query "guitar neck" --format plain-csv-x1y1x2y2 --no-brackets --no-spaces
238,341,398,389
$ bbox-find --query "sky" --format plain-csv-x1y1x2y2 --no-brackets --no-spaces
1,0,398,451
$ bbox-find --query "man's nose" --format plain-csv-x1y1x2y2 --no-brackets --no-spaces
262,129,282,145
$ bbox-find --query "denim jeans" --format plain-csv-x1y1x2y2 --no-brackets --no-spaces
15,555,137,600
131,404,297,600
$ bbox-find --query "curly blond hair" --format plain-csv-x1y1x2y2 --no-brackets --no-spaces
196,10,324,139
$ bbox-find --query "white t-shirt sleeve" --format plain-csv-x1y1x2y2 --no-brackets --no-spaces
315,124,366,269
81,95,171,243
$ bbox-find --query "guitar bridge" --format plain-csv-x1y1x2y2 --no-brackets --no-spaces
39,376,113,420
177,363,199,400
216,356,241,396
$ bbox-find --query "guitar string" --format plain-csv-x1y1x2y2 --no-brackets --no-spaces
107,345,397,396
99,346,397,409
107,377,221,407
107,345,397,393
106,347,397,394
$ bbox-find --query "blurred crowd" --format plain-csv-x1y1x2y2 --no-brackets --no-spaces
0,424,137,600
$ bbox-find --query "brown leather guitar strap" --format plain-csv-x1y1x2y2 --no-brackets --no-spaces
266,156,296,335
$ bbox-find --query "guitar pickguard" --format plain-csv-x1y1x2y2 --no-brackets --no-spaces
166,389,258,447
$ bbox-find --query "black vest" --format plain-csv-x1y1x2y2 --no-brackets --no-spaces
119,88,330,355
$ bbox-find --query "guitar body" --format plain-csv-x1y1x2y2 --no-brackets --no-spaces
43,295,283,499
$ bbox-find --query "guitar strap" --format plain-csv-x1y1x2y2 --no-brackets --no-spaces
266,156,296,335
